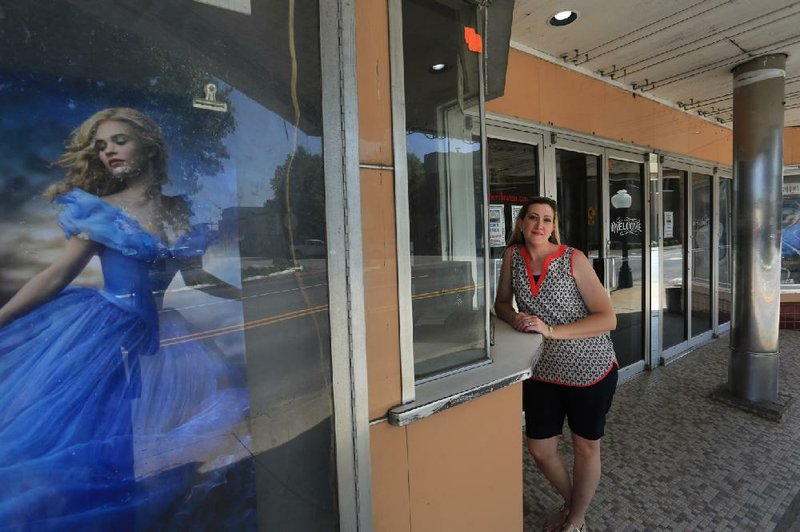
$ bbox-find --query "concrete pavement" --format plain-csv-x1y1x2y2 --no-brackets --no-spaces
523,331,800,531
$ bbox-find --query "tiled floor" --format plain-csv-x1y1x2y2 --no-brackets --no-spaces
523,331,800,532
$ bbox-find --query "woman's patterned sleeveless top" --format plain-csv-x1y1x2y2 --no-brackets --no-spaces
511,244,617,386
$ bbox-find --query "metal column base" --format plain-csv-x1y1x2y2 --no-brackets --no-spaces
729,349,779,402
709,383,793,423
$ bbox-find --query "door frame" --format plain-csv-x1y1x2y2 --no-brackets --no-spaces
485,125,546,169
714,169,733,336
321,0,372,528
659,157,717,363
485,125,546,204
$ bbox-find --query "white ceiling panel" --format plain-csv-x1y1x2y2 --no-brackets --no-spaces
510,0,800,127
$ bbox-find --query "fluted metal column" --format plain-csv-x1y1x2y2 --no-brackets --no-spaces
729,54,786,403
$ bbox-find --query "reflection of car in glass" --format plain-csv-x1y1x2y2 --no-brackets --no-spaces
293,238,326,258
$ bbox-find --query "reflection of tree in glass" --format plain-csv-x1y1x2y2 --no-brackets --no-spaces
268,146,325,255
407,153,442,256
0,1,236,208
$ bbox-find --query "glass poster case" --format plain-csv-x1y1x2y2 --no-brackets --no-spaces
0,1,338,530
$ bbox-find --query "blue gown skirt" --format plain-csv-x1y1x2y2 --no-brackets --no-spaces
0,287,154,530
0,288,255,530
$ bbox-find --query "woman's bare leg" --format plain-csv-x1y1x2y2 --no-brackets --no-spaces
527,436,572,504
565,434,602,527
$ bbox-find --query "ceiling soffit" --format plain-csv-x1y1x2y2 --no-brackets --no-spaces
510,0,800,127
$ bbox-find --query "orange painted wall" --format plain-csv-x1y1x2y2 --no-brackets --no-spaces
370,421,411,532
370,386,523,532
487,49,733,165
785,127,800,164
360,167,402,419
488,49,800,166
356,0,393,166
356,0,401,419
406,385,522,532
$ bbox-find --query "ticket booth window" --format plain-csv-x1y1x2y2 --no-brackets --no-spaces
400,0,488,379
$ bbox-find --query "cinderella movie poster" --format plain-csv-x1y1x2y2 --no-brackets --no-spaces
0,2,338,531
0,49,261,532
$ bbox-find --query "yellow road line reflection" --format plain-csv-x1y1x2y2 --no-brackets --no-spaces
160,283,483,346
411,284,483,301
160,304,329,347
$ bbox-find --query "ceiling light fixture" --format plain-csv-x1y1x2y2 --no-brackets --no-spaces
548,10,578,26
429,63,448,73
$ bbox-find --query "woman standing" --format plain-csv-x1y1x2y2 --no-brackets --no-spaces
495,197,618,532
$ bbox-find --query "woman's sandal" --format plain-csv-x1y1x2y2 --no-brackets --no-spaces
560,522,587,532
542,503,569,532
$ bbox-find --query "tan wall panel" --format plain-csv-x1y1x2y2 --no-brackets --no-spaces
488,49,542,123
781,293,800,303
371,422,411,532
406,385,523,532
361,168,402,418
785,127,800,164
487,49,733,165
356,0,393,166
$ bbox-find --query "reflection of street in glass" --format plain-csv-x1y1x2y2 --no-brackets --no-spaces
165,266,332,455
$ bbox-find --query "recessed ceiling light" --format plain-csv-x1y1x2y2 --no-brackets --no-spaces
548,10,578,26
429,63,448,73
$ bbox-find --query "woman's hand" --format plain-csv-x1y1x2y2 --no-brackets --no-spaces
512,312,549,335
510,312,529,331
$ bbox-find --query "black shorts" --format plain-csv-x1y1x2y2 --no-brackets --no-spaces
523,364,618,441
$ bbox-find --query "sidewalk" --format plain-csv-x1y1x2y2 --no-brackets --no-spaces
523,331,800,531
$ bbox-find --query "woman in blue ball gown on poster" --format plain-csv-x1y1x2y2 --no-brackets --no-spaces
0,108,255,530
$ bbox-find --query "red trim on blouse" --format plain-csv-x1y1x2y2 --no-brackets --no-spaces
531,359,618,387
518,244,567,296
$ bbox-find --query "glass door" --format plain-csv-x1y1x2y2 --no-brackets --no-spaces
486,127,543,305
555,145,604,282
659,162,716,361
717,176,733,328
553,141,647,375
691,173,714,339
607,156,646,370
661,166,688,354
